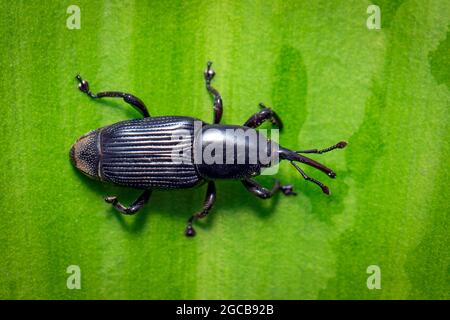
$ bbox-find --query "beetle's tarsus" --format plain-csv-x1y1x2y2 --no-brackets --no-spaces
204,61,216,83
104,196,118,204
275,180,297,196
204,61,222,124
76,75,97,98
242,178,295,199
104,190,152,215
185,181,216,237
185,224,196,237
280,184,297,196
244,103,283,129
75,75,150,117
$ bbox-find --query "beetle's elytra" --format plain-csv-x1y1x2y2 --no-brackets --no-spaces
70,62,347,236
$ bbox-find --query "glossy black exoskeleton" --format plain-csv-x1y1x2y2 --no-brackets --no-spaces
70,62,347,236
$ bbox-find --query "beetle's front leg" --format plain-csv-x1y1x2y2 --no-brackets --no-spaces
204,62,223,124
243,103,283,129
105,190,152,215
185,181,216,237
75,75,151,118
241,178,296,199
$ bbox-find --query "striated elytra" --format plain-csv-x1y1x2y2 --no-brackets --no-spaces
70,62,347,237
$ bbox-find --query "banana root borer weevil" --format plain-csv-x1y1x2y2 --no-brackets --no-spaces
70,62,347,236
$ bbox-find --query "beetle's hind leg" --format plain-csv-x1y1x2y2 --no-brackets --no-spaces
241,178,296,199
75,75,151,118
105,190,152,215
243,103,283,129
185,181,216,237
204,62,223,124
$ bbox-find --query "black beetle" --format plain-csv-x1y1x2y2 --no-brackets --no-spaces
70,62,347,236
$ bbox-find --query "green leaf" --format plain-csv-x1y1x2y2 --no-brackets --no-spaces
0,0,448,299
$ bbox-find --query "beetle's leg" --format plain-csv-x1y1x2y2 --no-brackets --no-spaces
295,141,347,154
204,62,223,124
243,103,283,129
241,178,296,199
104,190,152,215
75,75,150,118
185,181,216,237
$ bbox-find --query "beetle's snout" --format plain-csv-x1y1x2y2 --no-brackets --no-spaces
70,129,100,179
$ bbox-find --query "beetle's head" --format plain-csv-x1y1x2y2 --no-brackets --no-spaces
70,129,101,180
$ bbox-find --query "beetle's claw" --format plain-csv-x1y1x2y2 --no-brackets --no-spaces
76,75,91,94
204,61,215,82
185,224,196,237
280,185,297,196
104,196,118,204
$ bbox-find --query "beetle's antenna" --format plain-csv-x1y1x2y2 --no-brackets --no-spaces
279,148,336,178
295,141,347,154
278,142,347,195
290,161,330,195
